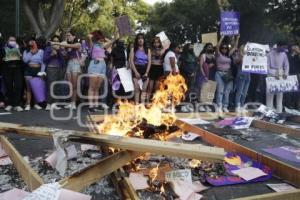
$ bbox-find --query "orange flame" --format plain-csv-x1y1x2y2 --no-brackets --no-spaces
98,74,187,137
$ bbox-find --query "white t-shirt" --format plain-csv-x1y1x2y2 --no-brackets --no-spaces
163,51,179,72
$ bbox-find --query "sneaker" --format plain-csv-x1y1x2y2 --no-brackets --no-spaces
4,105,13,112
199,106,206,112
223,107,229,113
46,104,51,111
14,106,24,112
24,105,31,111
34,104,42,110
205,106,212,112
64,102,76,110
52,103,61,110
181,105,189,112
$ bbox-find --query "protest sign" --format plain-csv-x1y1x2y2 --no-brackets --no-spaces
193,43,204,57
242,43,268,74
220,11,240,36
117,67,134,92
156,31,171,50
200,80,217,103
115,15,132,37
266,75,299,93
201,32,218,46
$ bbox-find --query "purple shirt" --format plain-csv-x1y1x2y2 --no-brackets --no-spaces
216,54,231,71
91,43,105,59
134,49,148,65
23,49,46,72
43,46,64,68
267,49,289,76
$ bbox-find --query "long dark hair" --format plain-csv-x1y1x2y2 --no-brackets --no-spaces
134,33,148,53
151,36,162,49
200,42,213,55
219,43,230,57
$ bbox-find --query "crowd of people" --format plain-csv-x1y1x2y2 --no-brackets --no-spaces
0,30,300,114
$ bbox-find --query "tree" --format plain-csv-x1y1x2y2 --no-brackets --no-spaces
23,0,65,38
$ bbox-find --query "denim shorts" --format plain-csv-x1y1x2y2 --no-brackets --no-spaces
66,59,81,74
88,60,106,76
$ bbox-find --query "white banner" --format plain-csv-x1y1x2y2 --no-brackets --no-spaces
266,75,299,93
242,43,268,74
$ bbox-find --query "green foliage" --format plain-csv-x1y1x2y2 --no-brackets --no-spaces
61,0,150,38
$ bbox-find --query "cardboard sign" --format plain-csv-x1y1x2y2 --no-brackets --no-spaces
117,67,134,92
156,31,171,50
193,43,204,57
116,15,132,37
165,169,192,183
200,80,217,103
201,32,218,46
266,75,299,93
220,11,240,36
242,43,268,74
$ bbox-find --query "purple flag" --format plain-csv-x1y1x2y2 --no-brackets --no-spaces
116,16,133,37
220,11,240,36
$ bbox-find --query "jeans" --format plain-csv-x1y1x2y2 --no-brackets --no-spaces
215,71,233,108
46,67,63,104
235,72,251,107
2,66,23,106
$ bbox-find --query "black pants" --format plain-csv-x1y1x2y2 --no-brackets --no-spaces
3,66,23,106
46,67,64,104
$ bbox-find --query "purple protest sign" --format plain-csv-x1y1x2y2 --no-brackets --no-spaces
263,146,300,163
116,15,133,37
220,11,240,36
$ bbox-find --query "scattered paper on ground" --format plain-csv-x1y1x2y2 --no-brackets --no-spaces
182,132,200,141
0,143,7,158
179,118,210,125
266,183,297,193
128,173,149,190
171,180,207,200
231,167,267,181
0,156,12,166
165,169,192,183
0,188,29,200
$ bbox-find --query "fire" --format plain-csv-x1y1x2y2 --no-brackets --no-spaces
98,74,187,138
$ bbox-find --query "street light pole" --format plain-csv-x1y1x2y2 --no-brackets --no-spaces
16,0,20,37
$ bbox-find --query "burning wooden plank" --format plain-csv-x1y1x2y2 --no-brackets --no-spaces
0,136,44,191
0,122,225,161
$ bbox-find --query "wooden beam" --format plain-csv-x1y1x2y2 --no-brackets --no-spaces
252,119,300,138
0,136,44,191
233,189,300,200
175,119,300,187
59,150,142,192
0,122,225,161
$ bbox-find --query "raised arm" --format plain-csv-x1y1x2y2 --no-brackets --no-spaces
216,35,225,56
229,35,240,56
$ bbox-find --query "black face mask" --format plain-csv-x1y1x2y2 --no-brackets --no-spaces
117,41,125,48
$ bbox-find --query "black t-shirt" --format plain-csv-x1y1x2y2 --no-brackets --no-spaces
288,54,300,75
111,46,126,69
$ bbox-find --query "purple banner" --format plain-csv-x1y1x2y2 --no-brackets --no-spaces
116,15,133,37
220,11,240,36
263,146,300,163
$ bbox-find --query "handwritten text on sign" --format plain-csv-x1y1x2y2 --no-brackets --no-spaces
165,169,192,183
242,43,268,74
220,11,240,36
266,75,299,93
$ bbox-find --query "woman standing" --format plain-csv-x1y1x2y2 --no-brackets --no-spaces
163,42,179,75
148,37,164,97
2,36,23,112
52,31,81,110
233,45,250,113
129,33,151,104
215,35,239,113
43,35,65,110
23,38,46,111
198,43,216,112
86,30,114,112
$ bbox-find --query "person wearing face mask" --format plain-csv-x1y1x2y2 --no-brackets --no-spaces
43,35,65,111
180,43,197,107
266,41,290,113
23,38,46,111
1,36,23,112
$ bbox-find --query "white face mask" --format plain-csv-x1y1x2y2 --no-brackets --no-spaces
8,41,17,47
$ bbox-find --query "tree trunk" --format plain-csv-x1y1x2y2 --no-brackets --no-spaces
23,0,65,38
